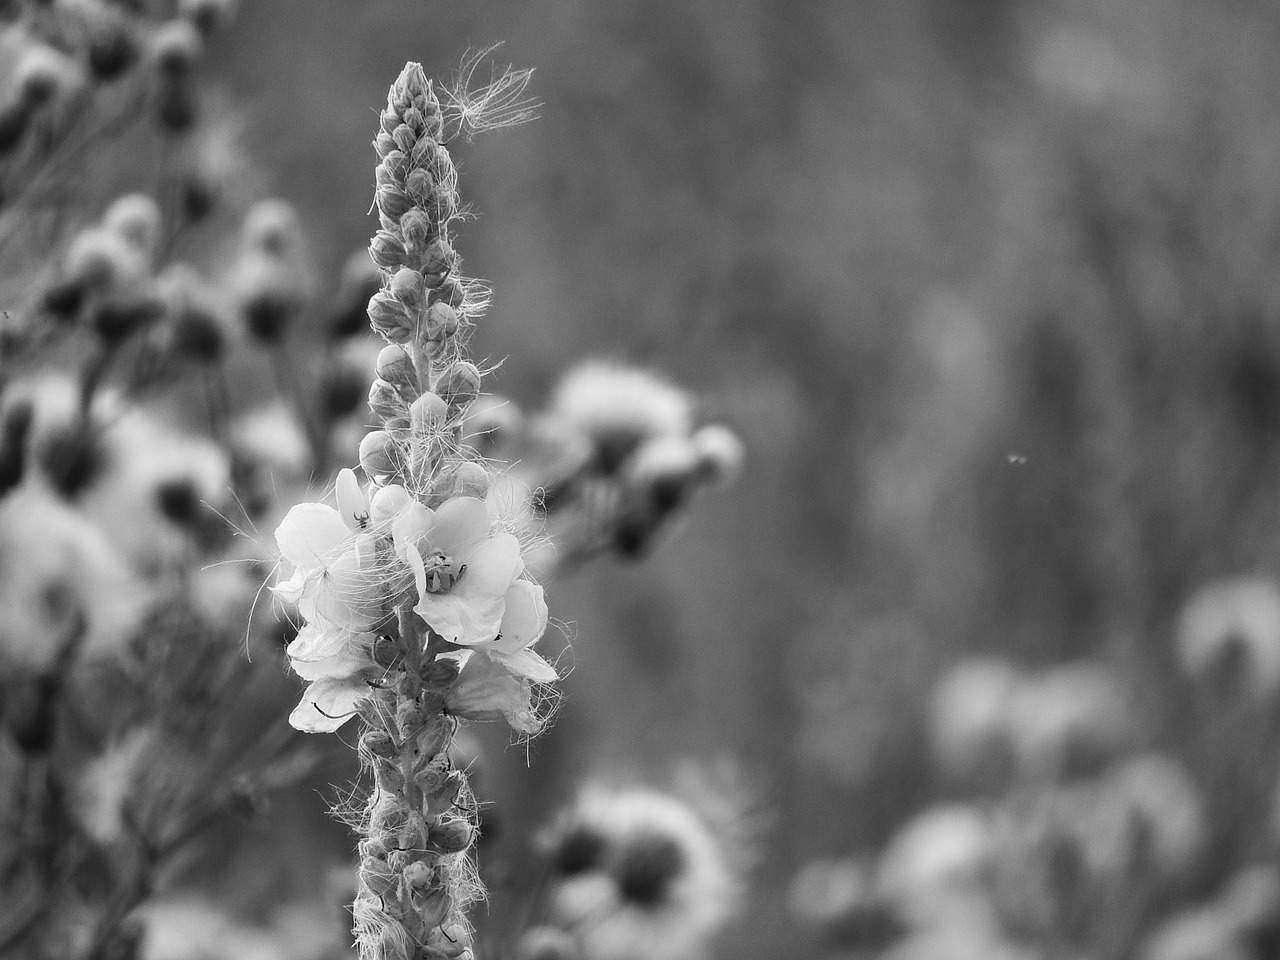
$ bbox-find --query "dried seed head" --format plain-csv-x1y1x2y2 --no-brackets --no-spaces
242,198,303,258
150,19,203,78
103,194,163,260
16,44,76,107
691,424,744,489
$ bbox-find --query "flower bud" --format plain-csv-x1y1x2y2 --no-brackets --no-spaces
405,167,433,205
424,301,458,341
428,817,473,854
370,229,407,270
360,858,397,898
370,484,411,524
390,267,424,310
359,430,400,480
374,129,396,157
376,344,420,398
416,888,451,929
402,860,433,890
437,362,481,409
392,123,416,154
368,290,412,342
421,238,456,287
399,209,432,257
411,392,449,435
368,378,406,424
429,186,458,224
429,277,466,309
375,184,412,220
437,462,489,501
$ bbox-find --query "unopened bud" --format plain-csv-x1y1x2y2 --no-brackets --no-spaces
390,267,424,309
399,209,432,256
405,167,433,205
374,129,396,157
359,430,400,480
375,184,412,220
368,290,413,342
438,462,489,500
359,858,397,898
410,392,449,435
369,229,407,270
402,860,433,890
428,816,473,854
429,277,466,309
392,122,416,154
376,344,420,398
424,301,458,340
421,238,455,287
417,888,451,929
370,483,411,524
436,362,480,408
368,378,406,424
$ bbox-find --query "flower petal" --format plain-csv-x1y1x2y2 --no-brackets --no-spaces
491,647,558,683
392,501,435,562
335,468,369,531
492,580,547,653
446,655,537,732
416,590,505,646
275,503,350,570
458,533,523,598
430,497,491,555
288,677,369,733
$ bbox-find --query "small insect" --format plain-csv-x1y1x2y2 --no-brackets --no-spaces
423,550,466,593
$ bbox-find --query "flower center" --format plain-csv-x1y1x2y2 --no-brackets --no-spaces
423,550,465,594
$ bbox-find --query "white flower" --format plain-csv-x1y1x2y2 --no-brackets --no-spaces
392,496,522,644
445,653,537,733
469,579,556,683
273,474,383,634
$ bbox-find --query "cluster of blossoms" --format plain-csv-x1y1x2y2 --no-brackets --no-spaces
271,62,555,960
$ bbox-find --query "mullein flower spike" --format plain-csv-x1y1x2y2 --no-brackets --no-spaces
271,62,552,960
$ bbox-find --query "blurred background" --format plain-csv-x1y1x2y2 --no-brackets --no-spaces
9,0,1280,958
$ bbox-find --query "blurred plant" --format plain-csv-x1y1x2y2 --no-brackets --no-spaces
517,783,741,960
467,361,742,573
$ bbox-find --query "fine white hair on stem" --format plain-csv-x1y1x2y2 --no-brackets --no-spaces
442,45,541,141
